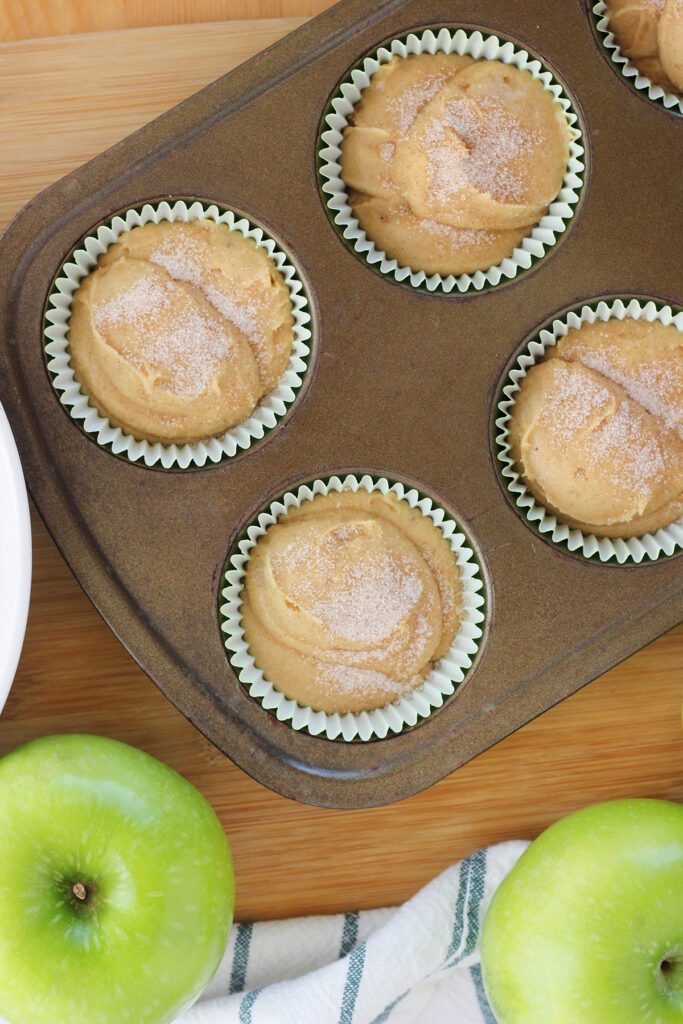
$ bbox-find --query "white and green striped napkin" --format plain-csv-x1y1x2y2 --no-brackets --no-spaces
179,841,528,1024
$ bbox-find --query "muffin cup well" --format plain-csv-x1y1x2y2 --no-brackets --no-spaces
220,474,487,742
495,298,683,564
44,200,313,470
318,27,585,294
592,2,683,114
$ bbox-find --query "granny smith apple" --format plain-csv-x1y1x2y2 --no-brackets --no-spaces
481,799,683,1024
0,734,235,1024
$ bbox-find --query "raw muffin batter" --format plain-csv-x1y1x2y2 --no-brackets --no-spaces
509,319,683,537
340,53,571,275
242,490,462,715
605,0,683,93
68,220,294,444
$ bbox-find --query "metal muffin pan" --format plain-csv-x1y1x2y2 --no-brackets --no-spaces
0,0,680,808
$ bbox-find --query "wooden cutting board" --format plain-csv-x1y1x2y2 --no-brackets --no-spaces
1,18,682,922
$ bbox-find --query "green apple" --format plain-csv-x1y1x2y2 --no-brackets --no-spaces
0,734,234,1024
481,799,683,1023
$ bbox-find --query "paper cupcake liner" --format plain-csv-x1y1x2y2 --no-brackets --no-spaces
592,2,683,114
318,27,585,294
219,474,487,742
44,200,313,469
495,297,683,564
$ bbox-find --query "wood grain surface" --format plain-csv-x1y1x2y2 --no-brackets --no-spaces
0,0,335,41
1,12,682,922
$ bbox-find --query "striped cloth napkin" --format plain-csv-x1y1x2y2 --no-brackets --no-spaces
179,840,528,1024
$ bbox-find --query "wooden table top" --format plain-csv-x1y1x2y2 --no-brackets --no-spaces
1,5,681,923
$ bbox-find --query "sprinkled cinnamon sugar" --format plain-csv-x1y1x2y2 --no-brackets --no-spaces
149,234,269,365
387,71,450,135
590,401,667,489
378,142,396,164
93,274,239,398
317,663,418,700
571,342,683,436
540,363,613,437
420,219,495,245
272,540,424,647
426,96,542,204
540,361,670,491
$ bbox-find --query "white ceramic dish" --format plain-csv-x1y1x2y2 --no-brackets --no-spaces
0,402,31,713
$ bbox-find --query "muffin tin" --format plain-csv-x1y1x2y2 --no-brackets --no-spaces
0,0,680,808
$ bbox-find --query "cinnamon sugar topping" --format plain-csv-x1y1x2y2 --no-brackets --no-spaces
542,361,670,490
426,97,542,204
272,539,424,646
571,343,682,436
94,275,238,398
387,72,450,134
149,235,268,360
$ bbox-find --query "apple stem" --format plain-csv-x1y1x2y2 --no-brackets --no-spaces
657,951,683,1004
72,883,87,902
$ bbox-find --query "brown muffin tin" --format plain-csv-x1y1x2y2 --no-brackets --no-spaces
0,0,681,808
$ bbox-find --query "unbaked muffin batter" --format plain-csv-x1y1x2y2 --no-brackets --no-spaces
509,319,683,537
605,0,683,93
69,220,294,444
242,490,462,715
340,54,571,275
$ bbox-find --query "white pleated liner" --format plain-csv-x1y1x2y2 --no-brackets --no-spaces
220,474,487,742
593,1,683,114
496,298,683,565
319,27,585,294
44,200,313,469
